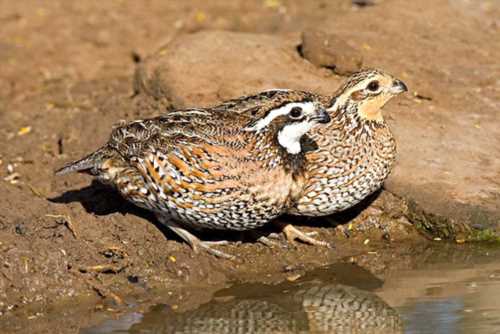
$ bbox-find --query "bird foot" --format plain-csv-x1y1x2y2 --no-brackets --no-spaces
258,224,331,248
156,215,234,260
281,224,331,248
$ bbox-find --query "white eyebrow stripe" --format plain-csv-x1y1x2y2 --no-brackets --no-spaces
245,102,315,132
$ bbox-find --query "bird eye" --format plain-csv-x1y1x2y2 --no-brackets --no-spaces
289,106,303,119
367,80,380,91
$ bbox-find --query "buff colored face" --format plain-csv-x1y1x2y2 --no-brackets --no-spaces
335,72,408,122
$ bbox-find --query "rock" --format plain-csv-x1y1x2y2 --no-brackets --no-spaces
300,29,363,75
133,30,341,108
14,223,27,235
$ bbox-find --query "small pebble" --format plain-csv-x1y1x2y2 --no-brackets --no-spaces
15,224,27,235
7,164,14,174
286,274,302,282
4,172,20,184
127,275,139,284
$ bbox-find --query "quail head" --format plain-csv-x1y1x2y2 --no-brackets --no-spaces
56,97,330,259
224,69,407,246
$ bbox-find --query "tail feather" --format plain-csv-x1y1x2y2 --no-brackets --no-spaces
55,148,109,176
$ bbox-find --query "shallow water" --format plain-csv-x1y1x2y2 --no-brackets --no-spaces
82,245,500,334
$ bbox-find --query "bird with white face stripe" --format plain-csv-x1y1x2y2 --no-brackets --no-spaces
55,96,330,258
218,69,408,247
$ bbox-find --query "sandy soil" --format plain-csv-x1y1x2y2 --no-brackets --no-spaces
0,0,499,332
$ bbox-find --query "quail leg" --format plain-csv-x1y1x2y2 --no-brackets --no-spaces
278,222,331,248
156,215,234,260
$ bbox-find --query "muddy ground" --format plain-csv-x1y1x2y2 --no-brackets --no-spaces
0,0,499,332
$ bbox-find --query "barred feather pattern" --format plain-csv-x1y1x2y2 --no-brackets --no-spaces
59,94,326,231
289,105,396,216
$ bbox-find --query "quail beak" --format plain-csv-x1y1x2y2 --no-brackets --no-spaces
390,79,408,94
314,108,331,124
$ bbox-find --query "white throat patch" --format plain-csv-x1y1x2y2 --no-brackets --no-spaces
278,121,313,154
245,102,316,132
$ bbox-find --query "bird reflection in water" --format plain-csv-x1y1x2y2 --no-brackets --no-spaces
84,281,402,334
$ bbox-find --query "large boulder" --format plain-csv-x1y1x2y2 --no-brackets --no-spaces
133,30,340,108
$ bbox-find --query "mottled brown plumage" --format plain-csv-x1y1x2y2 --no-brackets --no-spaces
56,95,330,258
227,69,407,245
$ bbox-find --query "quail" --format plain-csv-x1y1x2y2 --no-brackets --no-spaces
56,97,330,258
292,69,407,215
224,69,407,245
